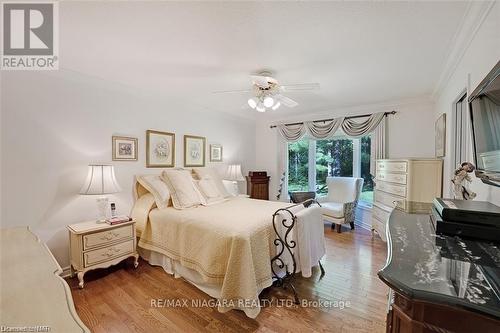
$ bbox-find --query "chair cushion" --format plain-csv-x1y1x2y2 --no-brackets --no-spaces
326,177,363,203
321,202,344,218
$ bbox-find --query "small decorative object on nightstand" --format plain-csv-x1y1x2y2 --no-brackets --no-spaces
67,219,139,289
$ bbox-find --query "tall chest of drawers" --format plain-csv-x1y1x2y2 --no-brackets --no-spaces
372,159,443,241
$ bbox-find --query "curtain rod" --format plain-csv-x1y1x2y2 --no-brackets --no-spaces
269,110,397,129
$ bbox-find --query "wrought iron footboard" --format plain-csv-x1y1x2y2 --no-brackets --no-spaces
271,198,325,304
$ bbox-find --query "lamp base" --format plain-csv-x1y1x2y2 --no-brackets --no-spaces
96,196,109,223
231,181,240,196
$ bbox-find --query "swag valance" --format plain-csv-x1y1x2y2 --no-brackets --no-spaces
274,111,393,142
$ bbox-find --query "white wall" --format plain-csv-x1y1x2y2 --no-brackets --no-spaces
255,98,437,199
0,70,256,267
434,1,500,206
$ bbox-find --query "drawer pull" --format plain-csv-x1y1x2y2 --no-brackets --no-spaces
102,247,121,257
100,231,119,241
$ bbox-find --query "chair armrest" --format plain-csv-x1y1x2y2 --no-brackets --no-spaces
316,195,328,203
343,200,358,223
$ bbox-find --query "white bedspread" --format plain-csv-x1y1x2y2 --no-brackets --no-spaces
133,195,325,318
277,204,325,278
135,197,289,318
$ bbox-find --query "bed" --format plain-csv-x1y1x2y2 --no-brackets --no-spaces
132,177,299,318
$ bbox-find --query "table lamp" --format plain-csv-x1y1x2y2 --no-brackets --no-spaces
80,164,121,222
224,164,245,195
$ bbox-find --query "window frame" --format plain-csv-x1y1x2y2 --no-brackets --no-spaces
452,91,468,171
287,135,373,204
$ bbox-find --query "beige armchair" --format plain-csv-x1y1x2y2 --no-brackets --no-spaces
317,177,364,233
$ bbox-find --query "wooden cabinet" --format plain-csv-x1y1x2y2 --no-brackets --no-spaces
246,171,270,200
387,291,500,333
373,159,443,241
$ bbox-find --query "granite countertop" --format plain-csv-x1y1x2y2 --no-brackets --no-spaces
378,202,500,319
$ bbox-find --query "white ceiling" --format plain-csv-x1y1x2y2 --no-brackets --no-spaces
60,1,470,119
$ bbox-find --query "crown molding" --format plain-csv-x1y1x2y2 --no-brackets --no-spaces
432,1,496,99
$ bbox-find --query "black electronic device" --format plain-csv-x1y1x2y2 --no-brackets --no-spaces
433,198,500,227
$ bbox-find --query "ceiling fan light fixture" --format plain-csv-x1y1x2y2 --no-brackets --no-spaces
272,101,281,110
263,96,274,108
247,98,257,109
256,103,266,112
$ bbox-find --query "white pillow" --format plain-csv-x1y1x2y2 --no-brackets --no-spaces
161,169,204,209
192,167,231,198
195,176,227,205
137,175,171,209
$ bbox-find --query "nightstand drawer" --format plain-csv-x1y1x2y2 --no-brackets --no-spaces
83,225,133,250
84,239,134,267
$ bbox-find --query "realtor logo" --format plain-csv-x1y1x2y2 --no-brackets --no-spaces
1,1,58,70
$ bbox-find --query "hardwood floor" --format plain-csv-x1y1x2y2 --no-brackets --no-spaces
68,225,388,333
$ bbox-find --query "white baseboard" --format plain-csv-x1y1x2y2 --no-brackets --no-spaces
355,204,373,231
60,265,72,278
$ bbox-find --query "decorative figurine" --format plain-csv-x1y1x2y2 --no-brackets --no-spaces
451,162,477,200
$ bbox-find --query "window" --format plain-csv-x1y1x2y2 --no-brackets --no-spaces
287,139,310,192
453,93,468,169
288,135,373,204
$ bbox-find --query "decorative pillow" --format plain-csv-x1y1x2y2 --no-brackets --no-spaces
195,176,227,205
136,175,171,209
161,169,204,209
192,167,231,198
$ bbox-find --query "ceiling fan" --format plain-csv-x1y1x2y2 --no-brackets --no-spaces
213,72,320,112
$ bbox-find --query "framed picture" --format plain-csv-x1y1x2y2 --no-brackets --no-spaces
146,130,175,168
210,144,223,162
184,135,206,167
112,136,138,161
435,113,446,157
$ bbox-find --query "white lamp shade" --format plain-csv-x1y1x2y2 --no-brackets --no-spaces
224,164,245,182
80,164,121,195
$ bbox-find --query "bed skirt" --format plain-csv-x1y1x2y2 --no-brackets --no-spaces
138,247,267,317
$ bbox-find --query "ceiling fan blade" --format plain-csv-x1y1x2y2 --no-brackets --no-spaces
250,75,270,89
280,83,320,92
212,89,252,94
278,95,299,108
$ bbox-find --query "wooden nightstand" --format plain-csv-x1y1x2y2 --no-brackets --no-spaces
67,220,139,288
